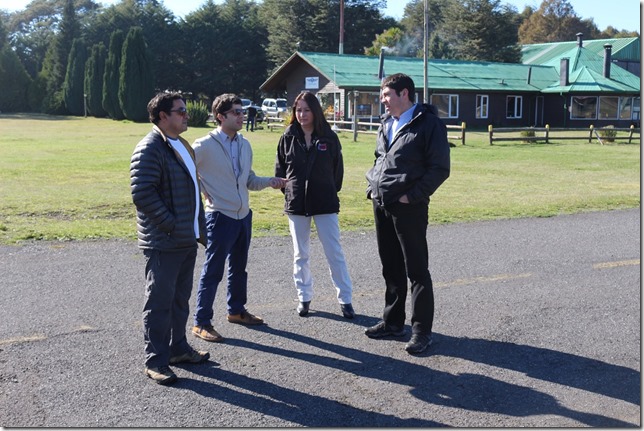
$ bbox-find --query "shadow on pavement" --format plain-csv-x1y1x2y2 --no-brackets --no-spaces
172,326,638,427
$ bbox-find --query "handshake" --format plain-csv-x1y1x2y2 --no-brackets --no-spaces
269,177,288,189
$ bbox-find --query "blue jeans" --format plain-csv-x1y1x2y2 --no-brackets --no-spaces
194,211,252,326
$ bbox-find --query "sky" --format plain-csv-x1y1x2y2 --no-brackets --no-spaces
0,0,641,32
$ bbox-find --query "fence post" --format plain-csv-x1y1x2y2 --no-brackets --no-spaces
545,124,550,144
589,125,594,143
461,122,466,145
628,125,634,144
488,124,493,145
352,91,359,142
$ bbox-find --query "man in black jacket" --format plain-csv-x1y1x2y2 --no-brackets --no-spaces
365,74,450,354
130,92,209,384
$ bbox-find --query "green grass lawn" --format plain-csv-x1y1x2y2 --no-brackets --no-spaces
0,113,640,244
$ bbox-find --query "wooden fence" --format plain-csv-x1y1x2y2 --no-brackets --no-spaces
324,119,467,145
488,124,641,145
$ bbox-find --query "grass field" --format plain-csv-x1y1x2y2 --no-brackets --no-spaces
0,113,640,244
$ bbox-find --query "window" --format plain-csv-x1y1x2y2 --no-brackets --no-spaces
619,97,634,120
506,96,522,119
431,94,459,118
571,96,597,119
633,98,640,121
476,95,488,119
599,96,619,119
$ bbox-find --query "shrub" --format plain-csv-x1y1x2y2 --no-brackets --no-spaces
599,125,617,142
520,127,536,143
187,100,209,127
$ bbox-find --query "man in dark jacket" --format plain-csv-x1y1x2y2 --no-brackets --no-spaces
365,73,450,354
130,92,209,384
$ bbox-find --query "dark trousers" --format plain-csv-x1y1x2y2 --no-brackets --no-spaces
194,211,252,325
142,246,197,368
373,200,434,335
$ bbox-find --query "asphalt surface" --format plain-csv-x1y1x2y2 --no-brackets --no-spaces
0,209,640,427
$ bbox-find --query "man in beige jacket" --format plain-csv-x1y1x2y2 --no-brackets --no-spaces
191,93,286,343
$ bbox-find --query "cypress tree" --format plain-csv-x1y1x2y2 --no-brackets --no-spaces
85,43,107,117
41,0,79,114
63,38,87,116
0,46,32,112
102,30,125,120
118,27,155,122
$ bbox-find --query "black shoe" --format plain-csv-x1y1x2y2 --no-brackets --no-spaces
297,301,310,317
364,321,405,338
340,303,355,319
405,333,432,354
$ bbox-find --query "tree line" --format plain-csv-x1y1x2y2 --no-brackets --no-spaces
0,0,638,120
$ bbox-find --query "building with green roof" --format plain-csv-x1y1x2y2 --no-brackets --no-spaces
261,35,640,129
522,35,640,77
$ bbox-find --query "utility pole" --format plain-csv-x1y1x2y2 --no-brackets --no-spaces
423,0,429,103
339,0,344,54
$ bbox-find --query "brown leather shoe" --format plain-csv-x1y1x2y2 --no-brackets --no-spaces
144,366,177,385
192,325,224,342
227,310,264,325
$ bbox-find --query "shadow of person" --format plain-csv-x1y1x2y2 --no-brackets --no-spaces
431,333,640,406
411,373,635,427
177,369,443,427
176,326,637,427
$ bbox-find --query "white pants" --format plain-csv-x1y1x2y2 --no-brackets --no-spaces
287,213,353,305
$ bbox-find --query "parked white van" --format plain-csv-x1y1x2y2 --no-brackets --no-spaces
261,98,288,117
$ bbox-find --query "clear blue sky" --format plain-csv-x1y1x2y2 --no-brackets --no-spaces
0,0,640,32
383,0,641,32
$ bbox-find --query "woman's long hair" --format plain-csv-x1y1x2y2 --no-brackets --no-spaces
289,91,329,136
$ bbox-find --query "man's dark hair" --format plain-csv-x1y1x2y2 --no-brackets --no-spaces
381,73,415,103
212,93,242,125
147,92,185,125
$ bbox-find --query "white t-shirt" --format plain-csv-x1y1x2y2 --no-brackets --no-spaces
168,137,200,238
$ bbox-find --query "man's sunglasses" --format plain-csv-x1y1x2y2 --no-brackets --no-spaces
170,108,188,117
223,108,244,117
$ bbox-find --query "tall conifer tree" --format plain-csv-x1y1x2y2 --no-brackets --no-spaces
118,27,154,122
85,43,107,117
102,30,125,120
63,38,87,116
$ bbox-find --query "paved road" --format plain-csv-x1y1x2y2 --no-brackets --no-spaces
0,209,640,427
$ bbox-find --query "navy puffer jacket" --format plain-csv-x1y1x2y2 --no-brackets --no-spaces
130,126,206,250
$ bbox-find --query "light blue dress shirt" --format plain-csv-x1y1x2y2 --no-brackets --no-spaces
387,103,417,147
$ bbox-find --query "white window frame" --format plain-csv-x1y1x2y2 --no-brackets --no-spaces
571,96,598,120
599,96,619,119
476,95,489,119
430,94,459,119
506,95,523,119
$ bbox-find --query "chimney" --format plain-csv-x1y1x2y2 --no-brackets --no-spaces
526,66,532,85
603,44,613,78
576,32,583,47
378,47,385,81
560,58,569,86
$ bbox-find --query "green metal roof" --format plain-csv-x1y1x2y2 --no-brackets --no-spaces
521,37,640,64
539,44,641,93
294,50,638,94
298,51,560,92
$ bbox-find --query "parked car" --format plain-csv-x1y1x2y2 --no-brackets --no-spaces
241,98,265,123
261,98,288,118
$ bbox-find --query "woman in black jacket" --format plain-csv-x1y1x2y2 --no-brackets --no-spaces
275,91,355,319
